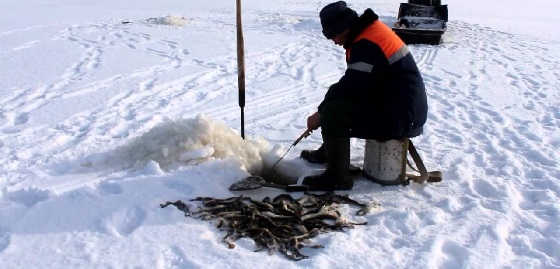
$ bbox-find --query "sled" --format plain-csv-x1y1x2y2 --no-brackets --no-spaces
392,1,448,45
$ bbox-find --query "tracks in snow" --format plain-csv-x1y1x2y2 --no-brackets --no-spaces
408,21,560,267
0,11,559,267
0,13,342,177
0,228,9,254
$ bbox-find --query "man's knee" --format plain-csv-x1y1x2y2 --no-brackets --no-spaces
319,101,352,137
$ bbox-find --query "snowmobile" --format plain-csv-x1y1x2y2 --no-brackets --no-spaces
392,0,448,45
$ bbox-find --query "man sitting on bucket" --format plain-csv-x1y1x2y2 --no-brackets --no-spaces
301,1,428,190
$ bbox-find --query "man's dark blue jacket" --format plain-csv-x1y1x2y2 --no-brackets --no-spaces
318,9,428,141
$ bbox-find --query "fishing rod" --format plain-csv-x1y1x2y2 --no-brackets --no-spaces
270,128,312,171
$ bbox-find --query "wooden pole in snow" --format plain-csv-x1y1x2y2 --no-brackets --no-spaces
236,0,246,139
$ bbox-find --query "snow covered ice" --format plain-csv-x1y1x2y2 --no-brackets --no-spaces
0,0,559,268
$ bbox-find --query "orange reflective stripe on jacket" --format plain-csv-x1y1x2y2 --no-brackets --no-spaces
346,20,408,64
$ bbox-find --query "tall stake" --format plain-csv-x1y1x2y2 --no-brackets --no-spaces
236,0,246,139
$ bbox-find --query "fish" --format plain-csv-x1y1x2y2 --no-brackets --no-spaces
161,193,376,260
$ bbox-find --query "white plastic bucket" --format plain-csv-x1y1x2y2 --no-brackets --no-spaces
363,139,408,185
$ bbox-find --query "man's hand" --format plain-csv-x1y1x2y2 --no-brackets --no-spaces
307,112,321,130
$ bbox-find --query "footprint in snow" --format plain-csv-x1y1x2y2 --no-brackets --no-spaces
158,245,200,268
6,188,51,207
1,126,21,134
439,240,470,268
472,179,499,199
106,206,146,236
0,228,10,253
97,181,123,195
14,112,29,125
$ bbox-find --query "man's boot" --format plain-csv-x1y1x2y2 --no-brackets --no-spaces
301,141,361,175
302,136,353,191
300,143,327,164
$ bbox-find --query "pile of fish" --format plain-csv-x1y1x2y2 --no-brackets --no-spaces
161,193,377,260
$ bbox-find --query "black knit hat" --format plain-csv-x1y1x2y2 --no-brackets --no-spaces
320,1,359,39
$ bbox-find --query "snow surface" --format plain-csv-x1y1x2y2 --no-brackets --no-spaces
1,0,559,268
